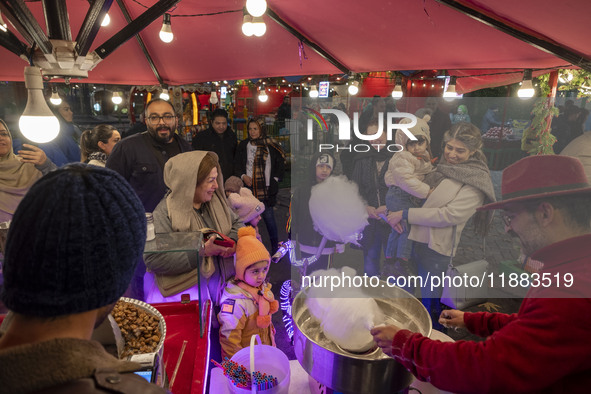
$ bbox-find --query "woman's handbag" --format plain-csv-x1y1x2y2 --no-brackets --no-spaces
440,226,489,309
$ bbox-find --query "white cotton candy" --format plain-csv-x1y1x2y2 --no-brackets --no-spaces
305,267,384,352
309,175,368,245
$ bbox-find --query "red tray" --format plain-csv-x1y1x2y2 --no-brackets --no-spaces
152,300,211,394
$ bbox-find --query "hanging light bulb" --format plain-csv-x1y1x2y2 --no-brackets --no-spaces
19,66,60,143
443,76,458,100
518,69,535,98
252,16,266,37
112,91,123,105
101,13,110,27
209,91,218,105
309,84,319,98
348,80,359,95
0,11,7,32
246,0,267,17
391,78,403,99
159,13,173,43
160,89,170,101
49,86,62,106
242,14,254,36
258,88,268,102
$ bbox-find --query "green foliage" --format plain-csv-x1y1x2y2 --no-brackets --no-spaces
521,99,559,155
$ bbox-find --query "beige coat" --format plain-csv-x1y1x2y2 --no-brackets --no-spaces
384,151,433,198
408,178,485,257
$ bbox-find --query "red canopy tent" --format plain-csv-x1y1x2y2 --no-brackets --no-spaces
0,0,590,92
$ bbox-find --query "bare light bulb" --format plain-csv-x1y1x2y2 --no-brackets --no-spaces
19,66,60,143
348,81,359,95
101,13,110,27
309,85,319,98
258,89,268,102
49,89,62,106
242,14,254,36
160,90,170,100
0,12,7,32
246,0,267,17
252,17,266,37
159,13,173,43
112,91,123,105
517,80,535,98
391,84,403,99
209,91,218,105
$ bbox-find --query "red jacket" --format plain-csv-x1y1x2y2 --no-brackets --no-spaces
391,234,591,393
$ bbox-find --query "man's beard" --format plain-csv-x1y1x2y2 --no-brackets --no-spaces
148,125,173,144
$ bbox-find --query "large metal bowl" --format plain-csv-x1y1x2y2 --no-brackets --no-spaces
293,283,431,393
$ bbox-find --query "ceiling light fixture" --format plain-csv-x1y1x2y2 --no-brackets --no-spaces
101,13,110,27
0,11,7,32
258,88,268,102
348,80,359,96
112,91,123,105
49,86,62,105
252,16,266,37
159,13,173,43
19,66,60,143
391,78,403,99
517,69,535,99
443,76,458,100
246,0,267,17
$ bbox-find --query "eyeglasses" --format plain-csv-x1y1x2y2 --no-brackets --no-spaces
147,114,176,124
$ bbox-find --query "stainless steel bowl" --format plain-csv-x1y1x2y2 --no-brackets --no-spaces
293,283,431,393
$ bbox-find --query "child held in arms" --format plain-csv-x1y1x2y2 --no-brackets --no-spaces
384,115,434,272
218,226,279,358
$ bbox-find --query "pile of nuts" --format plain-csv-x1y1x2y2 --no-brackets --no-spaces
111,300,162,358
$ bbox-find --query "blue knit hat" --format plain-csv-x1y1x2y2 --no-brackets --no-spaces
1,164,147,317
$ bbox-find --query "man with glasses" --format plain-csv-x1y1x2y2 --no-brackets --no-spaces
372,155,591,392
107,99,191,300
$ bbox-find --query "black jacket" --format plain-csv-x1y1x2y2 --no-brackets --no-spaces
106,132,192,212
191,127,237,182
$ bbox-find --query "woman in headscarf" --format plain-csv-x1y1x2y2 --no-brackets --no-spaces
387,122,496,331
80,124,121,167
143,151,243,304
0,119,56,224
234,118,286,253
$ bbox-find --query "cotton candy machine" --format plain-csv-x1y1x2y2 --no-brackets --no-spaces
293,283,431,394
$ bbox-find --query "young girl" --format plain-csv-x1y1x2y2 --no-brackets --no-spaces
218,226,278,359
384,115,433,266
228,187,265,242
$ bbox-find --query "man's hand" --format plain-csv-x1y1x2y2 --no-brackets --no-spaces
18,144,47,166
370,325,401,357
439,309,465,329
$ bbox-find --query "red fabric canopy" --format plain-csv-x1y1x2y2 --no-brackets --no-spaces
0,0,589,91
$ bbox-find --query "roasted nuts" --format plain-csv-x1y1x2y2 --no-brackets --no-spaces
111,300,162,358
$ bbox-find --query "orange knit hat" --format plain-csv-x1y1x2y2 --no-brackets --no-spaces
235,226,270,281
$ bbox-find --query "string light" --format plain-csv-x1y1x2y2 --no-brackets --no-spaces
159,13,173,43
518,69,535,98
101,13,110,26
246,0,267,17
49,86,62,105
19,66,60,143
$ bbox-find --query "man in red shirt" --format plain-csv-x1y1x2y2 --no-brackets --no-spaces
372,155,591,393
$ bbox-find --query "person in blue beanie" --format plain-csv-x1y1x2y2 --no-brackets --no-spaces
0,164,166,394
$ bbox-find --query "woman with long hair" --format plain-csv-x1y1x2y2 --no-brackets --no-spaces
387,122,496,331
80,124,121,167
234,118,286,253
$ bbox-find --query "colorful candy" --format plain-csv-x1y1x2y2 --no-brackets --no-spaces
212,358,280,390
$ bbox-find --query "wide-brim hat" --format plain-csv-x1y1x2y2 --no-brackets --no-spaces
478,155,591,211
